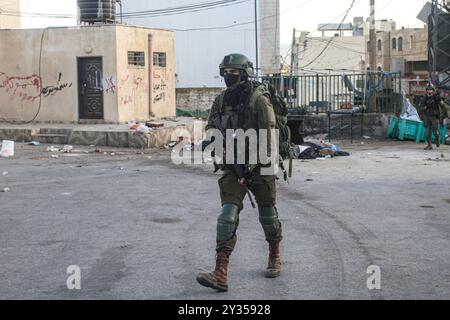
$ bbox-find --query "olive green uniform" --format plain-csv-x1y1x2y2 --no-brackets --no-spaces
207,85,283,254
419,93,447,146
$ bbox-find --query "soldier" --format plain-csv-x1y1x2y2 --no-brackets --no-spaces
419,84,448,150
196,53,283,292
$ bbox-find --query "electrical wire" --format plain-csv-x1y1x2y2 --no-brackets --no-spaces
1,28,48,124
300,0,357,69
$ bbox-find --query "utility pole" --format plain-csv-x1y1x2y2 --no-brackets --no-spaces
369,0,377,112
290,28,296,76
254,0,259,77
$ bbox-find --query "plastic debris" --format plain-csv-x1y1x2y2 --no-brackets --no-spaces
1,187,10,193
51,155,59,159
0,140,15,157
29,141,41,146
46,146,59,152
2,171,8,176
61,145,73,153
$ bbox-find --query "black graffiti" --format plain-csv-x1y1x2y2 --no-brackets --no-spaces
41,73,72,97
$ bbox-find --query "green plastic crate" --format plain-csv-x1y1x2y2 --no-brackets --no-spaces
386,116,399,138
397,118,424,142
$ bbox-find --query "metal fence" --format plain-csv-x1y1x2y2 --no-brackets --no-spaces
262,71,403,114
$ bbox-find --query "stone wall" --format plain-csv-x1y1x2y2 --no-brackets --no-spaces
176,87,224,112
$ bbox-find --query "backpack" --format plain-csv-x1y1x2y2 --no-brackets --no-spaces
248,81,292,161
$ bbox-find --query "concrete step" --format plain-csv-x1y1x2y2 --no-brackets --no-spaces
31,134,69,145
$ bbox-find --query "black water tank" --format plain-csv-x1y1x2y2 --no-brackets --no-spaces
78,0,116,24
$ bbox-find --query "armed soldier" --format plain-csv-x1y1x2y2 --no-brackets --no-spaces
196,54,283,292
419,84,448,150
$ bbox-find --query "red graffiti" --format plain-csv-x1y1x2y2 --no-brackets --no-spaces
0,72,41,102
133,77,144,90
121,95,133,105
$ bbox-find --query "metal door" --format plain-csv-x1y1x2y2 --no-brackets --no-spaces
78,57,104,119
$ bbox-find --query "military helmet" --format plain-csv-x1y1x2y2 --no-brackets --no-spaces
219,53,254,77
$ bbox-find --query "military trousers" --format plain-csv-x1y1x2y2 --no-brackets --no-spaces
216,168,283,253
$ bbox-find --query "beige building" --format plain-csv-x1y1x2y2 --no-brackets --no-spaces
0,25,175,123
366,27,428,76
0,0,20,29
299,36,366,72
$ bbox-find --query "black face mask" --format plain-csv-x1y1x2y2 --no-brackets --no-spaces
224,74,241,88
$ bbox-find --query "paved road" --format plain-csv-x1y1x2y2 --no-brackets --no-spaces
0,141,449,299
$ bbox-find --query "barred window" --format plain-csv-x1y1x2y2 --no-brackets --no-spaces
153,52,167,68
128,51,145,67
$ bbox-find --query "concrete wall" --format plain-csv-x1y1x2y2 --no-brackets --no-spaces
0,25,175,123
259,0,280,74
0,0,20,29
176,87,223,112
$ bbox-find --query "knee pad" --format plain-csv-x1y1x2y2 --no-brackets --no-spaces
217,203,239,241
259,206,282,241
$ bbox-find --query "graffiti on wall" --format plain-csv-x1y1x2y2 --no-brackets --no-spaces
0,71,72,102
152,71,167,104
41,73,73,97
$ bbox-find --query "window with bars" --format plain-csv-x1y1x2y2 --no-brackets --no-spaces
153,52,167,68
128,51,145,67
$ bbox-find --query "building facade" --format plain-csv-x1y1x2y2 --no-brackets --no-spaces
122,0,280,88
0,0,21,29
367,27,428,75
0,25,175,123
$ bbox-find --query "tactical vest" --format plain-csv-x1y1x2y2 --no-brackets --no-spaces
423,95,441,117
217,83,267,131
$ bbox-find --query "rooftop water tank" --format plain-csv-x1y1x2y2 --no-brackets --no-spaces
78,0,116,24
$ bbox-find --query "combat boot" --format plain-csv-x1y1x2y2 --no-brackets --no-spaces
265,240,281,278
424,137,433,150
196,251,230,291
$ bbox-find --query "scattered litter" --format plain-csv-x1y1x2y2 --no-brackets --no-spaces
306,179,314,182
363,136,371,140
291,141,350,160
103,152,107,155
148,156,153,160
46,146,59,152
61,145,73,153
119,167,124,171
1,187,10,193
29,141,41,146
51,155,59,159
129,122,151,134
0,140,15,157
110,153,116,156
61,193,71,196
146,122,164,128
167,141,177,148
361,142,365,145
2,171,8,176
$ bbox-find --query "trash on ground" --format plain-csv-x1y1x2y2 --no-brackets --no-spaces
146,122,164,128
2,171,8,176
46,146,59,152
51,155,59,159
129,122,151,133
1,187,10,193
363,136,371,140
0,140,15,158
61,145,73,153
290,141,350,160
29,141,41,146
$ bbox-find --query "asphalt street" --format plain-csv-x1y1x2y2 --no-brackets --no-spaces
0,141,449,299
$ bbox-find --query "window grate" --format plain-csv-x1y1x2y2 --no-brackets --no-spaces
153,52,167,68
128,51,145,67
